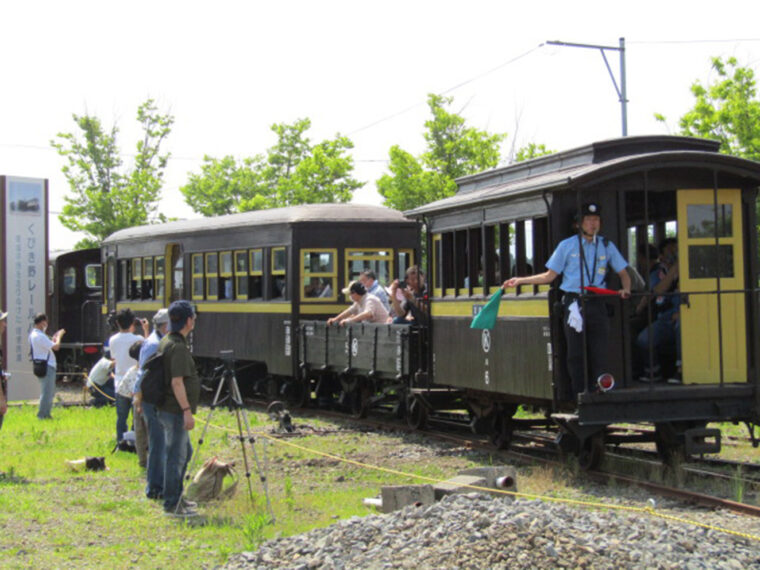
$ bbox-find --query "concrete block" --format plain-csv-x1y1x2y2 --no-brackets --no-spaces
433,475,488,500
459,465,518,493
380,484,435,513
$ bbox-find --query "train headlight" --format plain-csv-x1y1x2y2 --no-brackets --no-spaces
597,373,615,392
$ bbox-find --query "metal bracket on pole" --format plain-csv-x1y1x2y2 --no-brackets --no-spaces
546,37,628,136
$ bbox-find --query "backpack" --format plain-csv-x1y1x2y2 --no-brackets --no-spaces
140,350,167,406
186,457,238,503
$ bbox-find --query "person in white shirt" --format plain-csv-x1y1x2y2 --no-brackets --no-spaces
109,309,149,443
29,313,65,419
327,281,389,325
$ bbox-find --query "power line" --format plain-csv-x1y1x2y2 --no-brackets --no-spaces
628,38,760,45
348,44,544,136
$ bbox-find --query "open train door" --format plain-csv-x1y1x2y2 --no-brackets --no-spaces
165,243,183,305
677,189,747,384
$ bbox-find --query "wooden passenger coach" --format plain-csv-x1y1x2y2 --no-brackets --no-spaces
101,204,419,393
406,136,760,463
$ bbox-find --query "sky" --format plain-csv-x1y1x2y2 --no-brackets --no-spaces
2,0,760,250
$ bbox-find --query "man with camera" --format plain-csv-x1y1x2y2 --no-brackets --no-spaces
158,300,200,517
389,265,427,325
29,313,65,419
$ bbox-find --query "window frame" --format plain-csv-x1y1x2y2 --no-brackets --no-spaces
191,253,204,300
301,248,338,302
205,252,219,301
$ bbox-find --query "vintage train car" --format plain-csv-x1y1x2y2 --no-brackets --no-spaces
48,248,103,377
101,204,419,399
406,135,760,466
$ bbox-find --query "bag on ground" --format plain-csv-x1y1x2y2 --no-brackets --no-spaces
186,457,238,502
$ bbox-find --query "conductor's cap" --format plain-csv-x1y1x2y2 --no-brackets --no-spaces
582,202,601,217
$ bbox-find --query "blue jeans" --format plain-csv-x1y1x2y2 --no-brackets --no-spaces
142,401,166,497
38,366,56,419
637,316,680,369
159,410,192,511
116,394,132,442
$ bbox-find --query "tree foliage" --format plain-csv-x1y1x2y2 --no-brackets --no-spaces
377,94,505,211
180,118,362,216
657,57,760,161
51,99,173,249
513,142,554,163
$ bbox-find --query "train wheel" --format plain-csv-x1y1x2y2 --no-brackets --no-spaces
577,433,605,471
285,378,311,409
489,412,514,450
407,396,428,430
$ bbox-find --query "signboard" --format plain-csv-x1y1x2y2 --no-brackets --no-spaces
1,176,48,401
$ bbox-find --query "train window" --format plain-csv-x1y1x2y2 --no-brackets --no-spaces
249,249,263,300
345,249,393,286
485,225,499,293
687,204,733,238
171,253,183,302
432,235,442,296
206,253,219,300
469,228,484,295
234,250,248,299
271,247,287,299
688,245,734,278
397,250,413,280
119,260,128,300
191,254,204,300
85,264,102,289
131,258,142,299
154,256,165,300
455,230,468,296
63,267,76,295
142,257,154,299
302,249,337,301
532,217,550,293
441,232,454,296
48,264,54,296
219,251,233,300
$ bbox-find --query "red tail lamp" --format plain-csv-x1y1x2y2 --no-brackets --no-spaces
597,373,615,392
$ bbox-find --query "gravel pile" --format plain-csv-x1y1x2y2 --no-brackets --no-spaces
226,493,760,569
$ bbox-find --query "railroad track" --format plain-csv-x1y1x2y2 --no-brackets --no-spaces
253,399,760,518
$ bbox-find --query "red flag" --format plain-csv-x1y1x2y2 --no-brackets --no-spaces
583,286,618,296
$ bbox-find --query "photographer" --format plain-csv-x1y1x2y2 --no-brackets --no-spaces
29,313,65,420
389,265,427,325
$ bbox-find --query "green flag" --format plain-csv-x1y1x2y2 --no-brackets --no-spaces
470,289,503,330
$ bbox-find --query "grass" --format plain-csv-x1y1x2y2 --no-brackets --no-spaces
0,401,497,568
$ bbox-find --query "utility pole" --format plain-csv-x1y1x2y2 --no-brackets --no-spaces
546,37,628,136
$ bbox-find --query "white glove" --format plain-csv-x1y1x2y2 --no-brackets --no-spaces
567,300,583,333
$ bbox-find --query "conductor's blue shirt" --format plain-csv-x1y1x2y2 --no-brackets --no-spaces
546,234,627,294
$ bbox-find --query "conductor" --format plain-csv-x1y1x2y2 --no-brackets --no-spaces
502,203,631,396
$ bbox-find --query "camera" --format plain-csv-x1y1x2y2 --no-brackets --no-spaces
398,280,407,289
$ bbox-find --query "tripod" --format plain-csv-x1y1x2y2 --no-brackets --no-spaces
184,350,275,522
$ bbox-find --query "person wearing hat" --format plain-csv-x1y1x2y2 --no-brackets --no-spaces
327,281,390,326
157,300,200,517
133,308,170,499
503,202,631,397
0,310,7,430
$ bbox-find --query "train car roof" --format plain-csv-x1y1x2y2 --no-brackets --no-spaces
405,135,760,218
49,248,101,262
103,203,414,244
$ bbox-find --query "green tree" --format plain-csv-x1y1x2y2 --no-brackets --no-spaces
656,57,760,161
377,94,506,211
180,118,362,216
51,99,173,248
513,142,554,162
